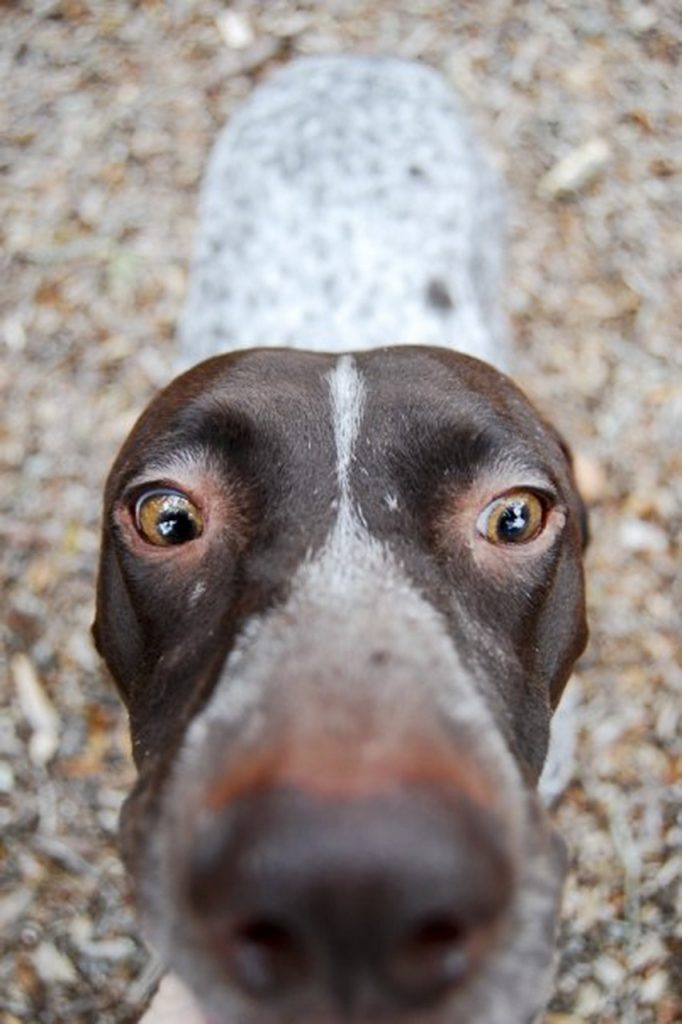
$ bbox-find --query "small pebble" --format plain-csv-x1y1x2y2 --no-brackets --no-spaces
11,653,60,766
216,10,255,49
0,760,15,793
639,969,668,1004
32,942,78,985
593,954,626,988
628,6,658,33
538,139,611,199
572,451,607,503
619,517,669,553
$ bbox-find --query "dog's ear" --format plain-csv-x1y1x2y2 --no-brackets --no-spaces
577,490,590,550
92,529,145,704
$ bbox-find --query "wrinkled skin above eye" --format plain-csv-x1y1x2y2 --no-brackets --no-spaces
476,491,547,545
134,490,204,547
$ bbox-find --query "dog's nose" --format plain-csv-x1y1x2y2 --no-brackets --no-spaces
186,784,514,1013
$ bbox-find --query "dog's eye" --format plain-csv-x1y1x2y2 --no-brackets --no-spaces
477,490,547,545
134,490,204,546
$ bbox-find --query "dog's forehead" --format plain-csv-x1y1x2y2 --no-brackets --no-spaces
161,347,537,428
110,346,563,493
181,345,524,407
356,347,546,438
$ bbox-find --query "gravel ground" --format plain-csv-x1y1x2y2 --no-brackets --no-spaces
1,2,680,1022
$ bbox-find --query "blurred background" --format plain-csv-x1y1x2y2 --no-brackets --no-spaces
1,2,680,1022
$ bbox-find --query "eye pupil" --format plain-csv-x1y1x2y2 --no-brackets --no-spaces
497,500,531,540
156,510,197,544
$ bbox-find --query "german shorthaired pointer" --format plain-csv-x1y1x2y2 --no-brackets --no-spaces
94,57,588,1024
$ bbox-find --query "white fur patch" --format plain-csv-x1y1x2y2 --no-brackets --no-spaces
328,354,365,500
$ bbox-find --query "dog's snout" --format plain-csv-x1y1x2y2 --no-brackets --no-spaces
186,784,514,1013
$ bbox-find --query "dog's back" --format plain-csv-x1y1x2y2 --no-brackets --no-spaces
180,56,508,370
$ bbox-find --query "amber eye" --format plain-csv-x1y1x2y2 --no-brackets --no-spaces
477,490,547,545
134,489,204,547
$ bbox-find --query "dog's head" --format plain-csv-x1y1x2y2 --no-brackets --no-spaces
94,347,587,1024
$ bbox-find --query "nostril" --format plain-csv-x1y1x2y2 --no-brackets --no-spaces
406,916,467,964
228,917,309,998
388,915,472,1006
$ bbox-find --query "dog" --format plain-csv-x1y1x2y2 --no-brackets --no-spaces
94,56,588,1024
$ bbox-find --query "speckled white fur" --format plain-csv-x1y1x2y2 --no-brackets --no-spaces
179,56,508,372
